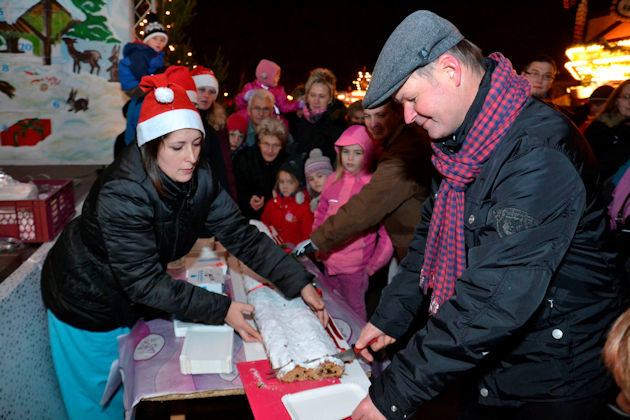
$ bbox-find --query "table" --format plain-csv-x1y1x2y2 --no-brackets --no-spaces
117,245,369,420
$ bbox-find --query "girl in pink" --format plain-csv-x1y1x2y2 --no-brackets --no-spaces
235,59,302,115
313,125,393,320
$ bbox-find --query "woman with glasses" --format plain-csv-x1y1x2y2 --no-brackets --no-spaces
289,68,347,163
233,117,290,219
584,79,630,183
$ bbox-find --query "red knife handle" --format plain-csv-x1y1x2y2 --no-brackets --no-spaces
354,337,378,354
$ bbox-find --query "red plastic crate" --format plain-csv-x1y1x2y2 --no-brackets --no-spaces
0,180,75,242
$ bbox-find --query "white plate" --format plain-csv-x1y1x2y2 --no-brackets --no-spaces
281,382,367,420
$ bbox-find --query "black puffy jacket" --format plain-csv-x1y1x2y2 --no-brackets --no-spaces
290,99,347,163
369,59,622,419
41,143,312,332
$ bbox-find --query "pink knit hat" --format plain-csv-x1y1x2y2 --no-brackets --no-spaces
165,65,198,105
136,73,204,147
256,59,281,88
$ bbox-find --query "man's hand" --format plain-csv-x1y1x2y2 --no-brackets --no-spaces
224,302,262,342
250,195,265,211
294,238,319,257
352,395,387,420
300,283,329,326
355,322,396,362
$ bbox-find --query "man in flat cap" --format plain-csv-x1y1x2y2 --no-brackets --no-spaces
351,10,621,420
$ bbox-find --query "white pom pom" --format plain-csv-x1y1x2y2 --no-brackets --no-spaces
154,87,174,104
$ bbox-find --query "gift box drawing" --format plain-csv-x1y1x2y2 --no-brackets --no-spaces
1,118,52,147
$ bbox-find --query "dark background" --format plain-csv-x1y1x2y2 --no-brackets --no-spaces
188,1,614,95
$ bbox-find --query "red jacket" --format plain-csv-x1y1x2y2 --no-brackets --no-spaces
261,189,313,246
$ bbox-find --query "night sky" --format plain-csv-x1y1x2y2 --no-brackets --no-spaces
188,0,613,96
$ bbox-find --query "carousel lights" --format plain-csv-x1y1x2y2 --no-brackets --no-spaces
565,40,630,85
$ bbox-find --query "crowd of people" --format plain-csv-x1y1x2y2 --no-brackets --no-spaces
39,9,630,420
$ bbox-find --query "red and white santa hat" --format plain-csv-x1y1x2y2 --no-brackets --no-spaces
136,73,204,147
164,65,198,105
191,65,219,92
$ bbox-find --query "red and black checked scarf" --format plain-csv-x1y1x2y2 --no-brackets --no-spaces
421,52,531,314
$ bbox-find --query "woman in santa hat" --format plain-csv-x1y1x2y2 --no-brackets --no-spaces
40,73,327,420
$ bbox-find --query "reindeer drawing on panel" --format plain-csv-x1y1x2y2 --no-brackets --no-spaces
62,37,101,75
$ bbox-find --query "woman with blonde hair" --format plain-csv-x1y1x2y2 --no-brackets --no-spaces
290,67,347,162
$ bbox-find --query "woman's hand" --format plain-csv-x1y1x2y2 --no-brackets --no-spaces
300,283,329,326
354,322,396,362
250,195,265,211
224,302,262,342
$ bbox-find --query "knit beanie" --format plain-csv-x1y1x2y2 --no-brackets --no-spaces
227,113,248,134
279,156,305,187
256,59,281,88
191,65,219,92
165,65,198,105
136,73,204,147
589,85,614,103
143,13,168,45
304,148,333,178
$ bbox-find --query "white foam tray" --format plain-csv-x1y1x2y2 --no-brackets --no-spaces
282,383,367,420
179,326,234,375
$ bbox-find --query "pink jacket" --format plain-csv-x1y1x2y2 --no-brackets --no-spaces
312,126,393,275
235,80,301,114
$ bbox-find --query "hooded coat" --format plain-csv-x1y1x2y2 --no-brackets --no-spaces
313,125,394,275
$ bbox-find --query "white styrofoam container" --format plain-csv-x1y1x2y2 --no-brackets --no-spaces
173,320,232,338
281,383,367,420
179,326,234,375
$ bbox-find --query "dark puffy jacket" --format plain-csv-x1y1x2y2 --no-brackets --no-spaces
41,144,312,332
233,145,287,220
369,60,621,419
290,99,347,162
584,115,630,182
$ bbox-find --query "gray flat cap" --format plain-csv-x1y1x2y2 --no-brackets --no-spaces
363,10,464,109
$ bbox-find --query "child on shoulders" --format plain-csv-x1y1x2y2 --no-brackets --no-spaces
313,125,393,320
304,148,333,212
261,157,313,247
118,13,167,145
236,59,301,116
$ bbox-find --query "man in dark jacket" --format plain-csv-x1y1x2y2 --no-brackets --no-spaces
351,11,621,420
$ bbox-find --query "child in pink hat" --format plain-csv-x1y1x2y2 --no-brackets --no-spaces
235,59,302,115
312,125,393,320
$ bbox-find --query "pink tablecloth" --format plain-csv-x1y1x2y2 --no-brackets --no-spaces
117,258,369,419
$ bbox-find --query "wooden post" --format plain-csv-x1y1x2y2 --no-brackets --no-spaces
43,0,52,65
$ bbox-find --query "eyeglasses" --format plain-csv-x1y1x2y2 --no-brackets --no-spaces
252,106,272,113
260,142,281,150
524,71,554,82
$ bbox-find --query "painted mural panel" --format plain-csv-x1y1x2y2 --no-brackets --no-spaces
0,0,131,164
